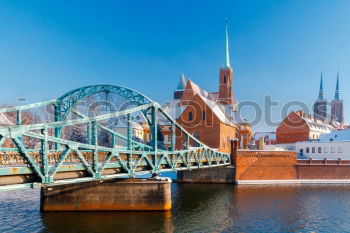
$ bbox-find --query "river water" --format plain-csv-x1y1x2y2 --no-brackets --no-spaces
1,182,350,233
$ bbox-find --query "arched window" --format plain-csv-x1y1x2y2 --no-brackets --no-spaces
189,112,193,121
223,75,227,84
202,111,206,120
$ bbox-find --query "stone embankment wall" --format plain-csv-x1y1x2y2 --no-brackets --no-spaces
41,178,172,211
234,150,350,180
234,150,297,180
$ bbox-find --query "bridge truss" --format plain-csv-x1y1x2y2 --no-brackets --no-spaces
0,85,230,190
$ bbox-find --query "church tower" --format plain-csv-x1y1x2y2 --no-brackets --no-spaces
313,73,328,121
218,20,235,106
174,73,186,99
331,71,344,124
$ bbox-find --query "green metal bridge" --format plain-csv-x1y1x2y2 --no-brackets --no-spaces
0,84,230,191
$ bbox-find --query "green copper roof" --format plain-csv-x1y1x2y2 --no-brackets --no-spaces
176,73,186,90
318,72,324,100
334,71,340,100
224,18,230,68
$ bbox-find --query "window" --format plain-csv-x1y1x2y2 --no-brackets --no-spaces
318,147,322,153
324,147,328,153
202,111,206,120
338,147,342,153
189,112,193,121
223,75,227,84
312,147,315,153
331,147,335,153
300,149,303,154
306,147,309,153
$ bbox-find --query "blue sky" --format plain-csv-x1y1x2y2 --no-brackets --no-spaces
0,0,349,131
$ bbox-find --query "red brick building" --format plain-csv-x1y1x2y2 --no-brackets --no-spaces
162,22,251,152
276,110,334,144
176,93,237,153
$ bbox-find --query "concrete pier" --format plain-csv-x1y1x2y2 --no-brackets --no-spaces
40,178,172,211
177,166,235,184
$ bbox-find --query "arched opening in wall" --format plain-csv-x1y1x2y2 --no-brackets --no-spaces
223,75,227,84
188,112,193,121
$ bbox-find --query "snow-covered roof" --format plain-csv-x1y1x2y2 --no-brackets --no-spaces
161,99,186,120
188,80,209,98
197,95,235,127
319,129,350,142
303,117,334,133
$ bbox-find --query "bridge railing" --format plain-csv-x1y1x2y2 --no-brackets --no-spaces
0,84,230,189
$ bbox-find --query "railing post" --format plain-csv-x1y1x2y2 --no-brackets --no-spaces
127,114,132,150
91,121,100,179
151,106,158,175
16,110,22,142
54,103,61,150
126,113,134,176
87,122,92,144
185,134,189,150
41,126,51,183
111,133,116,148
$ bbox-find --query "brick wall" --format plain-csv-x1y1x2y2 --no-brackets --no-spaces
234,150,350,181
176,94,236,152
276,111,309,144
234,150,297,180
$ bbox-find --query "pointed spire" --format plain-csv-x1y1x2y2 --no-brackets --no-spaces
335,70,340,100
224,18,231,68
318,72,324,100
176,73,186,90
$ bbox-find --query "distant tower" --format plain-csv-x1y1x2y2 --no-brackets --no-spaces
331,71,344,123
313,73,327,121
219,19,235,105
174,73,187,99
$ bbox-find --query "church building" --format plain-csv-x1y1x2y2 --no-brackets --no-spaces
162,22,251,152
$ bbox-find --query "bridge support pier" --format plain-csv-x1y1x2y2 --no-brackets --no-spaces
177,166,235,184
40,178,172,211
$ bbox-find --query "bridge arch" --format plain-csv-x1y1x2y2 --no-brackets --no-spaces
55,84,153,121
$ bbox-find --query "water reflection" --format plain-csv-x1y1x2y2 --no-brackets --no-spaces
43,211,174,233
2,184,350,232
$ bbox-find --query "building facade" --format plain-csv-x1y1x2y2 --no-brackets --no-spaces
295,129,350,159
276,110,334,144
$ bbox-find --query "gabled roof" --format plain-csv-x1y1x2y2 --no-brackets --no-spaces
196,94,235,127
185,79,209,98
